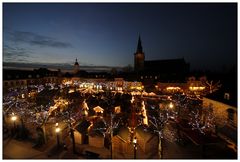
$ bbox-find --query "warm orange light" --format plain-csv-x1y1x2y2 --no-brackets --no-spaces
55,127,60,133
11,115,17,121
133,137,137,144
169,102,174,109
189,86,205,91
166,87,181,90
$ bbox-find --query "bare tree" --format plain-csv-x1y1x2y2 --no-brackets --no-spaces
188,105,216,135
148,110,170,159
93,113,120,159
203,80,222,94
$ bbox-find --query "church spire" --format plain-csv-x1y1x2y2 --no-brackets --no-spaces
134,35,145,72
74,58,79,66
74,58,80,74
137,35,143,53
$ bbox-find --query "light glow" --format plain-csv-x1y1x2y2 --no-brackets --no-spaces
166,87,181,90
55,127,60,133
189,86,205,91
11,116,17,121
169,102,174,109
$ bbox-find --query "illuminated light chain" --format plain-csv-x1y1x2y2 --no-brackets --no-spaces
93,113,120,137
188,107,216,135
3,82,215,149
147,107,179,159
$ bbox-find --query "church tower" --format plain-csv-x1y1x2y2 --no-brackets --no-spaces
74,58,80,74
134,36,145,72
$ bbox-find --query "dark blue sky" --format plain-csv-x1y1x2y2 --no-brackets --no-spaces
3,3,237,71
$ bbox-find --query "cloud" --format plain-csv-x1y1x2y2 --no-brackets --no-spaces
3,62,118,73
7,30,72,48
3,45,34,62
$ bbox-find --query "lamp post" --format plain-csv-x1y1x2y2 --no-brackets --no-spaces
11,115,17,129
169,102,174,109
68,117,76,154
110,113,114,159
11,114,17,134
55,123,61,147
133,137,137,159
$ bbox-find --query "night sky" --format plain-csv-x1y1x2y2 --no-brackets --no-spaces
3,3,237,71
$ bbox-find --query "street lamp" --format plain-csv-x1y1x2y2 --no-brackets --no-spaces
55,123,61,147
110,113,114,159
11,113,17,130
169,102,174,109
67,116,76,154
133,137,137,159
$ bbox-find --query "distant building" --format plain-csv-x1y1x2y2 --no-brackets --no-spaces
3,68,61,91
134,36,145,72
134,36,190,82
73,58,80,74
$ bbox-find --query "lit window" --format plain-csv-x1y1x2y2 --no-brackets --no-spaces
224,93,230,100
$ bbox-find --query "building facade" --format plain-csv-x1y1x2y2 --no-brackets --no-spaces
133,36,190,82
134,36,145,72
73,58,80,74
